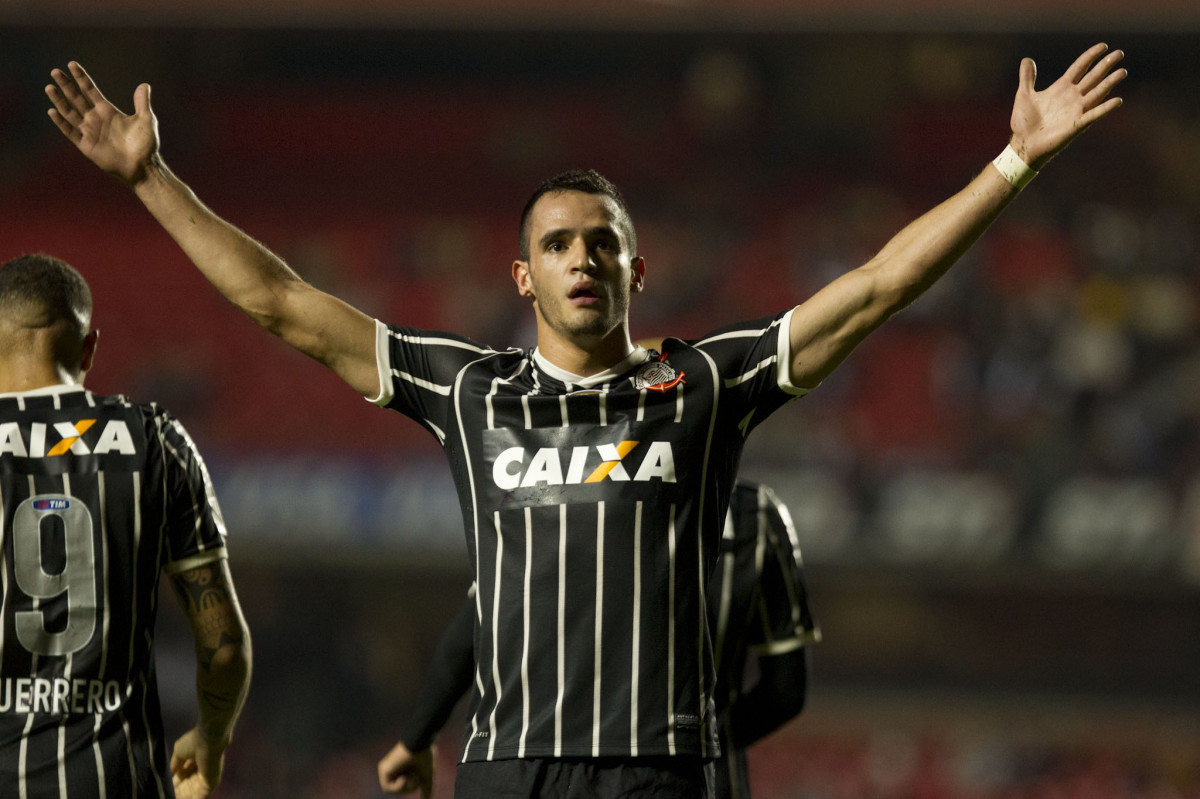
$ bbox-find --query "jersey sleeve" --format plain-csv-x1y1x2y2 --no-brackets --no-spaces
747,484,820,656
152,407,229,575
368,320,497,444
689,309,808,438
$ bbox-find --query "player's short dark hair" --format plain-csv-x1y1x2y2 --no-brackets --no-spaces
518,169,637,261
0,253,93,342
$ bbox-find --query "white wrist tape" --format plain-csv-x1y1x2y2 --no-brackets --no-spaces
992,144,1038,189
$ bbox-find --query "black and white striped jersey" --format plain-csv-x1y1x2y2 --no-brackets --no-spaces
709,480,819,798
1,384,228,799
372,310,807,762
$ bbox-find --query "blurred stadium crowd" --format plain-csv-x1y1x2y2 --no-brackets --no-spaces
3,24,1199,799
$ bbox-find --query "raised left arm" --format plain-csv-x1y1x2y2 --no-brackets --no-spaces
787,43,1126,390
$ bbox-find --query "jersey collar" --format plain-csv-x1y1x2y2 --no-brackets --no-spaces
0,383,87,400
532,347,651,391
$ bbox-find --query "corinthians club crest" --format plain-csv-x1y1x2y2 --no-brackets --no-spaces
632,353,686,393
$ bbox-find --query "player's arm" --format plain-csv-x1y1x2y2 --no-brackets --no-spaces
729,645,809,747
168,558,252,799
44,62,380,398
786,43,1126,390
378,595,476,796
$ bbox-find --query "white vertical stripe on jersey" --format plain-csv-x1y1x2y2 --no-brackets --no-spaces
665,503,677,755
465,667,484,763
57,475,73,799
696,509,709,759
146,474,170,798
92,714,107,799
518,507,533,758
531,366,543,404
20,475,38,799
673,382,684,423
598,389,608,427
554,504,567,758
520,394,532,429
486,512,504,761
754,489,768,593
98,474,112,677
124,471,144,795
591,501,605,757
126,476,141,686
629,501,643,756
764,489,804,630
558,395,569,427
693,347,723,759
485,377,501,430
95,472,113,799
453,366,485,762
20,712,34,799
636,389,647,422
120,715,136,794
713,512,737,676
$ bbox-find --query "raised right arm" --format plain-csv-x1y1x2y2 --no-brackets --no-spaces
46,62,380,398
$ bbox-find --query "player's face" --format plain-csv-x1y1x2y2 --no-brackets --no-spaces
513,191,644,349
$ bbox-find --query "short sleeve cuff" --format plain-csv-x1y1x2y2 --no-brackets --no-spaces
775,307,810,398
163,547,228,576
368,319,394,407
750,628,822,657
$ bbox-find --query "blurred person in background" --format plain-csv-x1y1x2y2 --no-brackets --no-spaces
0,254,252,799
44,43,1123,798
378,478,819,799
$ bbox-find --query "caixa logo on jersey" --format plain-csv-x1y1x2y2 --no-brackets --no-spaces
0,419,137,458
483,423,687,507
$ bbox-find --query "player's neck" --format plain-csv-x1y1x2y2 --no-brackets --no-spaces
535,327,635,378
0,359,81,394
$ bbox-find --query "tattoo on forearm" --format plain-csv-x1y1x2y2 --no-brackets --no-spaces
172,563,246,671
201,688,241,712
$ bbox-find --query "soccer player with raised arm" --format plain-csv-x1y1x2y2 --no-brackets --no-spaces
378,479,818,798
45,43,1123,798
0,254,252,799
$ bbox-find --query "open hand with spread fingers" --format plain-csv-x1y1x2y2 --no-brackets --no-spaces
46,61,160,186
1009,42,1126,170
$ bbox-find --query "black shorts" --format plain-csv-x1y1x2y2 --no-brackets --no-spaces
455,756,714,799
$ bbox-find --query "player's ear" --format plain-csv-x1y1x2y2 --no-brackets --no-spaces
630,256,646,293
79,329,99,375
513,260,535,298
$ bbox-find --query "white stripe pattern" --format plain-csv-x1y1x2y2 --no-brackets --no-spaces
723,355,778,389
713,512,737,676
665,504,677,755
518,508,533,758
591,502,605,757
629,501,643,756
554,504,567,757
57,475,72,799
486,512,504,761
